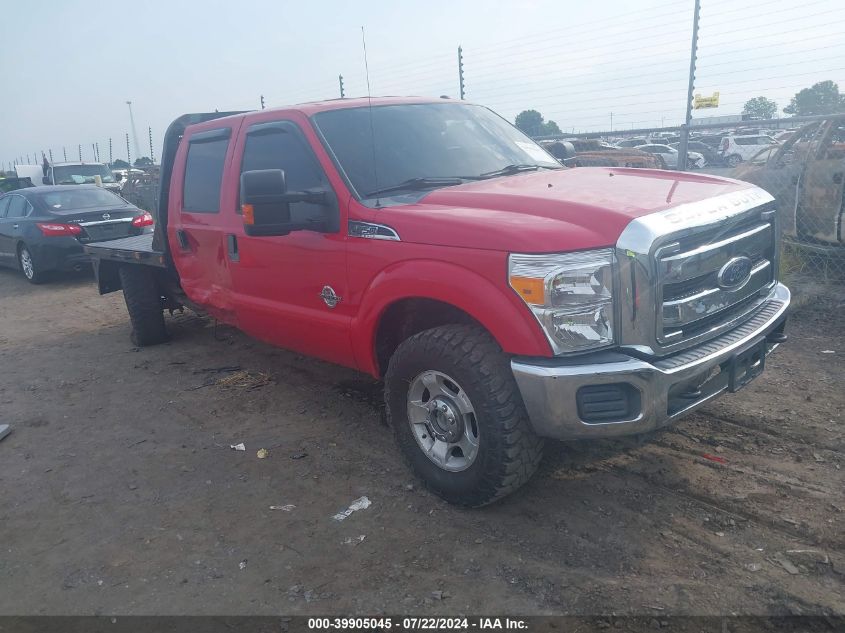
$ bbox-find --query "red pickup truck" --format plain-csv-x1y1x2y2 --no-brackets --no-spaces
85,97,790,507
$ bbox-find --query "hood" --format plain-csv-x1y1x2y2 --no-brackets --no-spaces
360,168,756,252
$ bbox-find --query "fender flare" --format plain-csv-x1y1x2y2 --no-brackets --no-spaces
351,259,552,376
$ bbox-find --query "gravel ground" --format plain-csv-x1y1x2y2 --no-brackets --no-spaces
0,267,842,616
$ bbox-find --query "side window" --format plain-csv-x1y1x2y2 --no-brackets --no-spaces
240,124,324,192
0,196,10,218
182,130,230,213
7,195,28,218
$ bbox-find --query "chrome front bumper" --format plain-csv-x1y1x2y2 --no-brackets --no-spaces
511,283,790,440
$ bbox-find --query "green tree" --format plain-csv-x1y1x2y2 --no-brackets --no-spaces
515,110,562,136
742,96,778,120
784,80,845,116
111,159,130,168
134,157,153,166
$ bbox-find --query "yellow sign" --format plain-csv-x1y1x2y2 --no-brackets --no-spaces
693,91,720,109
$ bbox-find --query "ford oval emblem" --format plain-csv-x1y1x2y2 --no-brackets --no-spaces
717,256,753,289
102,213,111,220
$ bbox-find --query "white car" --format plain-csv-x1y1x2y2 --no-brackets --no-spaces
635,144,705,169
718,135,778,167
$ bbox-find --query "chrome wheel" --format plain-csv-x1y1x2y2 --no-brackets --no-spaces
19,248,34,280
406,370,479,472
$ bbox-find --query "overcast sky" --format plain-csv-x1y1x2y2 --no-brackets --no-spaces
2,0,843,166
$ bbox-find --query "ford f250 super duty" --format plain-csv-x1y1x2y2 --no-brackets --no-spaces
85,97,790,507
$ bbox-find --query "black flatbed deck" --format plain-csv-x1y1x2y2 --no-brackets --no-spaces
84,233,166,267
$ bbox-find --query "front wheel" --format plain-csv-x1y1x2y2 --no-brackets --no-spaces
727,154,742,167
18,244,47,284
385,325,545,507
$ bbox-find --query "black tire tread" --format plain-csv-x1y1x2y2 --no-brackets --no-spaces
385,324,544,507
119,266,168,346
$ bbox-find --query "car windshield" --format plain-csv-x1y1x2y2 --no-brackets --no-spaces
53,164,116,184
313,103,560,200
37,188,128,210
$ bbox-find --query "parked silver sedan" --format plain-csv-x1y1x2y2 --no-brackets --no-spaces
635,143,706,169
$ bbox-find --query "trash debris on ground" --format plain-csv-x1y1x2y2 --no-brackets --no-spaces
745,562,763,572
230,443,246,451
772,553,800,575
812,452,826,463
431,590,444,600
786,549,830,565
239,560,248,570
702,453,728,464
332,496,372,521
270,504,296,512
257,448,269,459
290,452,308,460
342,535,366,545
216,369,273,391
820,350,835,354
0,424,10,443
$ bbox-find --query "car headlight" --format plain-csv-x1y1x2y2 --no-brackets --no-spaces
509,249,615,355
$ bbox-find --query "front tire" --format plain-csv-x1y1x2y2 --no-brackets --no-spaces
385,325,544,507
119,265,168,346
727,154,742,167
18,244,47,284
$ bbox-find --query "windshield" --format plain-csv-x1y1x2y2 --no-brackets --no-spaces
37,188,128,210
313,103,560,199
53,164,116,184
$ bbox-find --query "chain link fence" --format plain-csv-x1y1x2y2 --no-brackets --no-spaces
532,114,845,289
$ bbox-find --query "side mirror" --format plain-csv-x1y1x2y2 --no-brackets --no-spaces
240,169,329,237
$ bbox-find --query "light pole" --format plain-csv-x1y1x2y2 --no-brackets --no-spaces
126,100,142,163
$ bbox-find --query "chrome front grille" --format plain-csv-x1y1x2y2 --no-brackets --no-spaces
615,187,778,357
657,218,776,343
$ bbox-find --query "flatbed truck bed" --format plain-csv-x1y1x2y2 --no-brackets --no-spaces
84,233,166,267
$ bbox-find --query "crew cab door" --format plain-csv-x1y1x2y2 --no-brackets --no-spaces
0,196,13,263
798,119,845,244
168,125,239,322
226,116,354,367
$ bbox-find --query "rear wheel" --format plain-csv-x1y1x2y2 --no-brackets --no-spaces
727,154,742,167
385,324,545,507
119,265,168,346
18,244,47,284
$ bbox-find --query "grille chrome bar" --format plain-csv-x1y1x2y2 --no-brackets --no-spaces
659,223,771,285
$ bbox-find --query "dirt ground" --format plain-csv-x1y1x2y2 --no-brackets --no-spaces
0,267,842,617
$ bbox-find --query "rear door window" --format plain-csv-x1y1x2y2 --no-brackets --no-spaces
0,196,10,218
6,195,28,218
182,129,231,213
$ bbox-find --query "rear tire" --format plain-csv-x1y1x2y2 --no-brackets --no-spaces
119,265,168,346
385,324,545,507
727,154,742,167
18,244,47,284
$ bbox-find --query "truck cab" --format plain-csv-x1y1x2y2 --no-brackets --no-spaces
43,161,122,194
85,97,790,507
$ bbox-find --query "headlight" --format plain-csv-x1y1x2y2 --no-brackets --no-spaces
509,249,615,354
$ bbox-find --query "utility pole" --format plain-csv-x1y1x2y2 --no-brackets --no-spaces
109,138,113,164
63,147,67,161
126,133,131,167
78,145,82,161
338,75,345,98
610,112,613,132
49,149,53,162
149,127,155,164
126,101,142,160
92,143,97,161
677,0,701,171
260,95,265,110
95,142,100,162
457,46,466,100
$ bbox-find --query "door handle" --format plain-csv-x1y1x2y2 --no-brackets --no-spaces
12,224,19,229
227,234,239,262
176,229,190,250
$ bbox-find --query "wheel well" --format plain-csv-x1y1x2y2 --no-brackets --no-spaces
374,298,483,377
